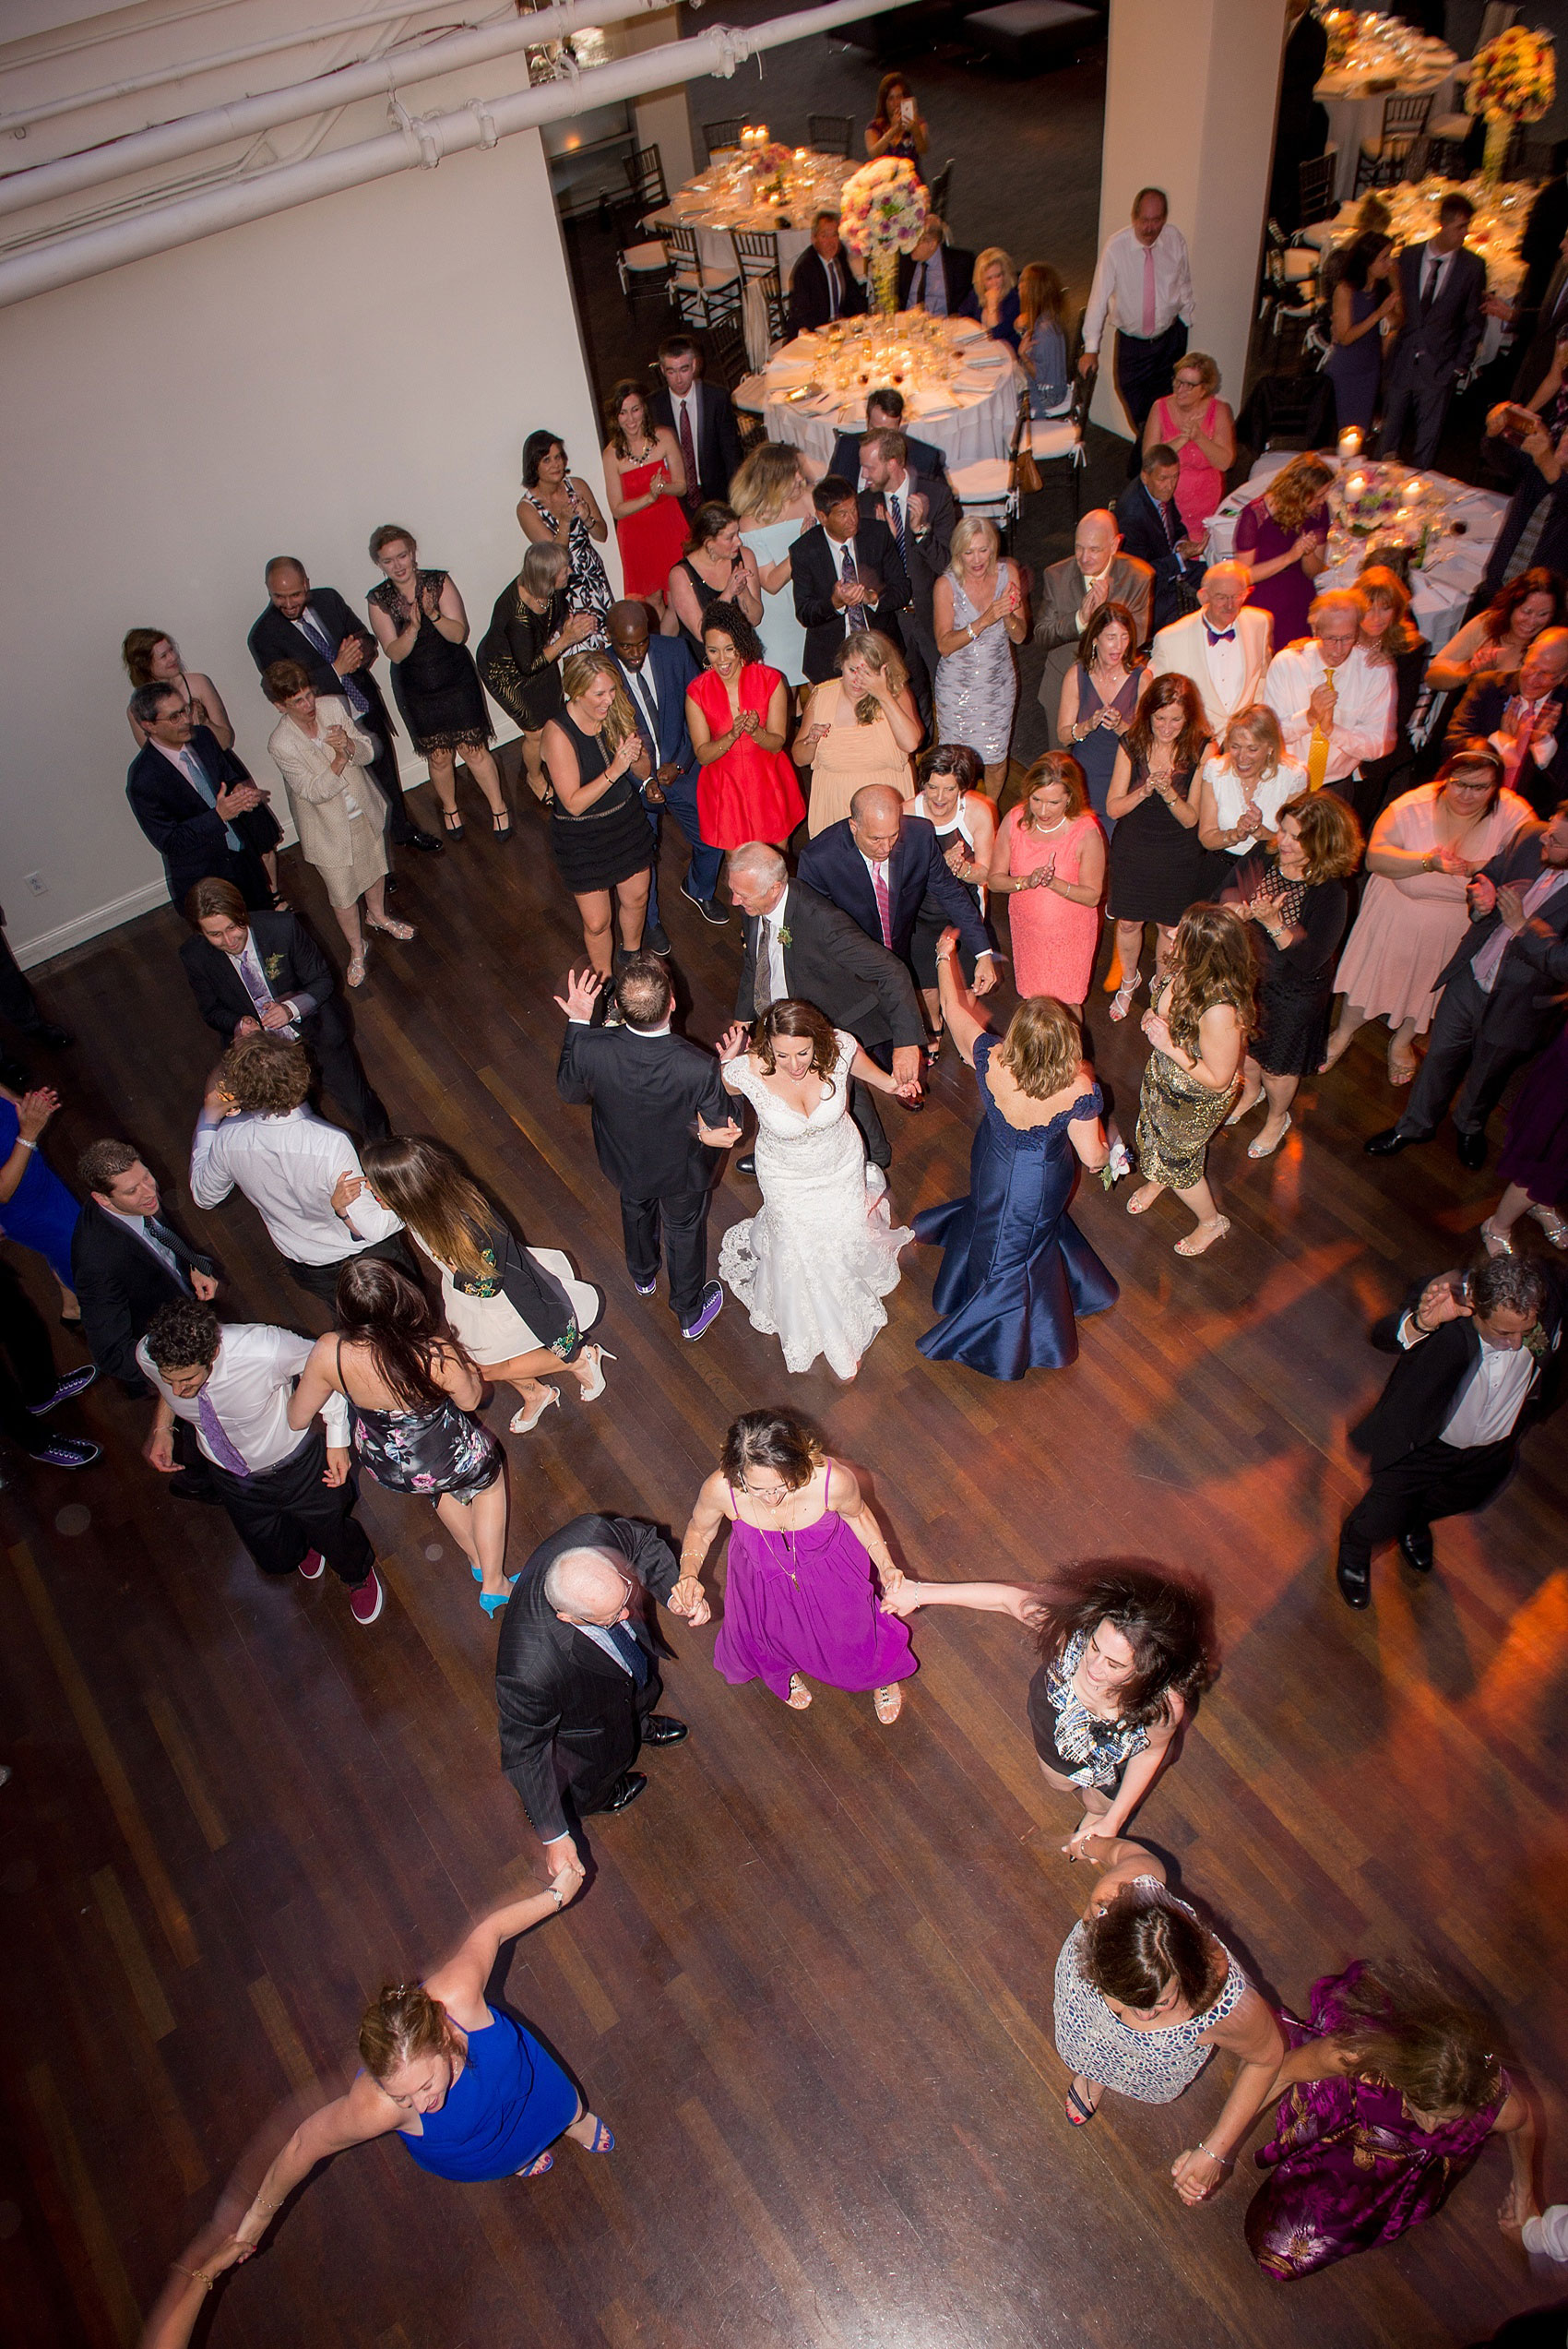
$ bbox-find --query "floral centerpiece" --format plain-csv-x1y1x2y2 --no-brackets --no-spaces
1330,460,1447,569
1467,25,1555,186
754,141,794,201
837,156,928,316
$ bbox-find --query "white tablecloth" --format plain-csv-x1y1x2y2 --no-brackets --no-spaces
645,152,855,283
1300,177,1535,373
762,323,1022,468
1316,60,1459,199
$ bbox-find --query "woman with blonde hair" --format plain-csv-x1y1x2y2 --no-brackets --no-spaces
361,1136,608,1435
958,246,1022,350
1143,352,1235,541
933,514,1027,789
1126,902,1254,1257
1229,791,1363,1160
731,442,817,686
1017,262,1071,418
262,660,415,989
541,649,653,975
1233,453,1334,649
1195,704,1307,890
914,943,1117,1377
795,628,921,834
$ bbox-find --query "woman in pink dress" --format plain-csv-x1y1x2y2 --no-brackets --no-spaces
1323,743,1533,1086
684,603,805,850
674,1409,917,1725
1143,352,1236,541
988,754,1105,1008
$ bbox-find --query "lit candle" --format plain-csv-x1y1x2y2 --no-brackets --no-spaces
1347,472,1366,493
1337,426,1363,460
1405,478,1423,497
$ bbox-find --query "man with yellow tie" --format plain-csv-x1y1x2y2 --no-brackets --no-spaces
1262,590,1396,825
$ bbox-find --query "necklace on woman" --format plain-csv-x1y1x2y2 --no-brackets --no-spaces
1030,813,1068,836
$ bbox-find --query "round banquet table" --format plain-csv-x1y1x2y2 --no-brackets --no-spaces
1299,176,1536,376
761,318,1023,470
643,151,855,285
1315,46,1460,200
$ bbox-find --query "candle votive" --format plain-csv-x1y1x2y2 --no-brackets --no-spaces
1337,426,1363,460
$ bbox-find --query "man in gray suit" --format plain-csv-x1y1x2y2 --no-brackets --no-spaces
1378,196,1486,469
1034,509,1154,750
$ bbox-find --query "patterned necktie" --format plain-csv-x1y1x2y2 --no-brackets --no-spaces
297,609,371,719
841,542,870,630
1141,244,1157,336
889,489,907,566
872,861,893,948
677,399,699,501
605,1620,649,1686
754,916,776,1015
196,1386,250,1478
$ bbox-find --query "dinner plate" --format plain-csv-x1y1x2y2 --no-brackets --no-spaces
967,342,1008,367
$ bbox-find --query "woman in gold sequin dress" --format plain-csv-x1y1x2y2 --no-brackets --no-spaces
1126,904,1253,1259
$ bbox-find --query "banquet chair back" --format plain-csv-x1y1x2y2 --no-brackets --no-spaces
625,144,670,213
665,222,743,331
703,117,744,158
1297,151,1337,228
1477,3,1521,46
1354,92,1432,193
929,159,955,223
731,233,788,351
807,113,855,157
703,316,768,444
947,388,1036,546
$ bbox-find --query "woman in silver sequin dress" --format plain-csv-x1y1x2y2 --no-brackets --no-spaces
932,516,1028,792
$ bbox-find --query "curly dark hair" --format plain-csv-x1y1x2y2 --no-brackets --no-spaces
1479,566,1564,643
1035,1562,1216,1730
220,1032,311,1116
1467,1253,1548,1323
700,601,765,668
919,741,984,793
1078,1880,1228,2013
719,1408,822,1492
144,1298,221,1373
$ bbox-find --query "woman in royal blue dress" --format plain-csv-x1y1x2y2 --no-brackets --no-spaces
0,1080,81,1321
915,935,1118,1377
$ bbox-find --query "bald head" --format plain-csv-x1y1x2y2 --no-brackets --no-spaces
1199,562,1250,629
543,1546,636,1626
849,784,907,863
265,557,311,618
1520,626,1568,698
607,599,652,666
1075,509,1120,579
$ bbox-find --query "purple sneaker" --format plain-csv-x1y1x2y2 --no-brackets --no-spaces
27,1436,100,1470
681,1281,723,1341
28,1365,98,1415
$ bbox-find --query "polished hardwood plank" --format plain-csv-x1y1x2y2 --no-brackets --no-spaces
0,786,1562,2349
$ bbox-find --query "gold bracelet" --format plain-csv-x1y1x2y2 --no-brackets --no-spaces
172,2262,213,2291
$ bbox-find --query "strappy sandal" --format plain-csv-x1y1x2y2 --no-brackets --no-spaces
492,811,515,841
581,2116,615,2153
1065,2079,1101,2127
1528,1202,1568,1249
366,914,416,941
1247,1114,1291,1160
517,2151,553,2177
346,948,367,989
574,1345,614,1402
1387,1046,1418,1087
1479,1218,1514,1258
784,1674,813,1711
1125,1181,1163,1216
873,1683,903,1725
1109,972,1141,1022
1174,1214,1230,1258
511,1385,559,1433
443,809,466,840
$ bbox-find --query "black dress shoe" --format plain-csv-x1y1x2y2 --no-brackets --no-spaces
644,922,671,955
1398,1526,1434,1572
682,880,730,925
1364,1127,1415,1156
1336,1554,1372,1608
169,1473,223,1504
399,827,444,852
1455,1127,1488,1173
735,1151,756,1175
641,1715,688,1746
599,1770,647,1814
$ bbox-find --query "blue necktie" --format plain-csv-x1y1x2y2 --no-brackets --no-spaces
178,745,241,850
606,1622,649,1686
842,543,870,630
297,608,371,720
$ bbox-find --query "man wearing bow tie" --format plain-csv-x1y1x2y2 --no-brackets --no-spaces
1147,562,1272,734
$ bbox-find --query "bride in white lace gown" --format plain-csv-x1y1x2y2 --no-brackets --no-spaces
718,1000,912,1379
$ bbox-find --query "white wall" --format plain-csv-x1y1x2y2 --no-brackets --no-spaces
0,25,611,965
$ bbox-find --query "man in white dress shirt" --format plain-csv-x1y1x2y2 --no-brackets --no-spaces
139,1296,384,1623
190,1032,416,1307
1079,187,1197,440
1148,564,1274,735
1263,590,1396,798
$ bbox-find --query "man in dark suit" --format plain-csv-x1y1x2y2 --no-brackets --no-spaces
496,1510,697,1860
649,335,744,516
856,428,955,718
126,686,274,911
246,556,440,856
1115,445,1205,635
1378,197,1487,468
606,600,725,935
1036,508,1156,742
790,477,911,687
897,217,974,319
799,789,996,996
1366,802,1568,1169
786,209,869,334
556,952,733,1340
729,843,923,1169
1336,1256,1562,1606
829,388,944,489
1444,632,1568,821
178,877,388,1140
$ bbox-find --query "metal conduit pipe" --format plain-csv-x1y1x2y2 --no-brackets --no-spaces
0,0,663,221
0,0,915,310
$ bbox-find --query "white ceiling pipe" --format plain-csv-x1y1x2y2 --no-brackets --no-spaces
0,0,913,309
0,0,663,221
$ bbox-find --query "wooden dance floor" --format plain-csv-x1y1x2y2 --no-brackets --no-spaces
2,789,1562,2348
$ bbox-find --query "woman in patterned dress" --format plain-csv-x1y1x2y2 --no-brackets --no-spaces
1125,901,1254,1258
1053,1839,1285,2180
932,517,1028,793
517,430,612,648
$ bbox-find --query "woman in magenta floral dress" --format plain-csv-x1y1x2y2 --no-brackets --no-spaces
1246,1961,1537,2281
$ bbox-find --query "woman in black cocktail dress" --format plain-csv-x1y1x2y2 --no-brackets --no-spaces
366,522,510,841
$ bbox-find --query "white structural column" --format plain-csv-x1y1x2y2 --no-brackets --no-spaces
1089,0,1289,439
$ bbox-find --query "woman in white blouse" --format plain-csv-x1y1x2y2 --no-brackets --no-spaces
1194,705,1307,891
263,659,415,988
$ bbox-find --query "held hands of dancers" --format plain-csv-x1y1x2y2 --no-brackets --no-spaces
668,1573,712,1627
889,1044,925,1101
1170,2142,1233,2204
697,1114,743,1148
331,1169,365,1216
553,966,605,1020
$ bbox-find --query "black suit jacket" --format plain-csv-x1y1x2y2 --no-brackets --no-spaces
790,519,911,685
798,815,992,969
495,1511,680,1840
1444,671,1568,820
1350,1272,1563,1472
246,588,397,744
557,1022,727,1198
1431,823,1568,1046
897,244,974,316
787,245,868,334
126,727,271,909
648,381,744,506
1385,241,1486,385
1114,479,1197,634
71,1198,216,1392
829,425,946,485
856,472,956,645
734,880,922,1050
179,910,350,1048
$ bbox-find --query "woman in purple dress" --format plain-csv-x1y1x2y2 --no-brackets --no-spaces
1480,1019,1568,1255
1247,1961,1536,2280
1232,454,1333,650
675,1408,916,1724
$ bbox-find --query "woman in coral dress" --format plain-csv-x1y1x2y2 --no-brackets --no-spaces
685,602,805,849
796,631,921,836
600,379,688,614
987,754,1105,1008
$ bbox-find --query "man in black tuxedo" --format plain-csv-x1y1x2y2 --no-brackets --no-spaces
1377,197,1487,468
1366,803,1568,1169
178,877,388,1139
1443,631,1568,821
1115,445,1205,634
246,557,441,855
786,209,869,334
1336,1256,1562,1606
829,387,945,489
649,335,744,516
606,600,723,937
126,686,274,911
556,952,733,1340
790,476,911,686
729,842,923,1169
857,428,955,717
897,216,974,319
496,1511,698,1858
799,788,996,995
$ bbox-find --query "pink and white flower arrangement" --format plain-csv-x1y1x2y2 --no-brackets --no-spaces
837,157,929,260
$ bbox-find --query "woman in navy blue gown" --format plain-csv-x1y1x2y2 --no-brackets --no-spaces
915,933,1118,1377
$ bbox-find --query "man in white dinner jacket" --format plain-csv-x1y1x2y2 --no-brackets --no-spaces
1147,563,1273,737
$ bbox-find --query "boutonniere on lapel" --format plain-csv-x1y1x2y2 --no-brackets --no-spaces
264,953,286,981
778,925,792,948
1524,1323,1550,1363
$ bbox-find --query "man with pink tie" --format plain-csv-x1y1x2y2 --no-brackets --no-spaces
1079,188,1196,443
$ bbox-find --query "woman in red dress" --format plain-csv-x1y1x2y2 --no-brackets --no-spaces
600,379,688,615
685,603,805,849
